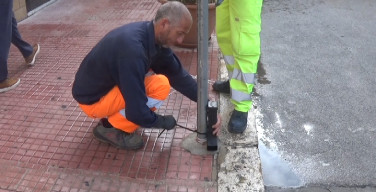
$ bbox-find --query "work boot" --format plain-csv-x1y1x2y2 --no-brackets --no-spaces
93,121,144,150
25,44,40,65
228,110,248,133
212,80,230,94
0,77,20,93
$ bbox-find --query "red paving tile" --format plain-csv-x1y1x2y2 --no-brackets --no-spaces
1,0,219,191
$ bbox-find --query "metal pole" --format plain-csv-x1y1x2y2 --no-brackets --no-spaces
197,0,209,143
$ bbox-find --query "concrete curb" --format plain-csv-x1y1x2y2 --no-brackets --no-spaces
216,55,265,192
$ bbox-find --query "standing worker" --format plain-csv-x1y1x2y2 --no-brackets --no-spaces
0,0,40,93
72,1,220,150
213,0,263,133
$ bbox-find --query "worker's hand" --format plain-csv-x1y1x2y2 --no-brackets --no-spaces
212,114,221,136
154,114,177,130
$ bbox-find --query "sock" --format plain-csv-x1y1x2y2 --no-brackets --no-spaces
100,118,113,128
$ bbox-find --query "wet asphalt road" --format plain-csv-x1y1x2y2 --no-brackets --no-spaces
255,0,376,191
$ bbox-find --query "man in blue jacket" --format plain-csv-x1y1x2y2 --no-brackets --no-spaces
72,1,220,150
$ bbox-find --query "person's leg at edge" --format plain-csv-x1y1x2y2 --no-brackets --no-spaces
213,0,233,94
0,0,21,92
227,0,262,133
11,13,40,65
11,13,33,58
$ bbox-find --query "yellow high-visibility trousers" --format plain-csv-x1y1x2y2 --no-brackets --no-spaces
216,0,263,112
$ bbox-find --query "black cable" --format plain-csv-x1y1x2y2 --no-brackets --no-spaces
157,123,206,138
176,123,206,135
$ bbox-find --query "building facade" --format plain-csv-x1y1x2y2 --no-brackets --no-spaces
13,0,51,21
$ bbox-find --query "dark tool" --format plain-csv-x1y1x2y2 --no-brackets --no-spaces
206,100,218,151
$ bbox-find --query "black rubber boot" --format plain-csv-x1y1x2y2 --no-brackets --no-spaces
228,110,248,133
212,80,230,94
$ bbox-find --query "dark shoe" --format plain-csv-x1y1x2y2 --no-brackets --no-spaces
0,77,20,93
93,123,144,150
25,44,40,65
228,110,248,133
212,80,230,94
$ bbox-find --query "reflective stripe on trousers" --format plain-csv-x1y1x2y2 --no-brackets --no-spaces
216,0,262,112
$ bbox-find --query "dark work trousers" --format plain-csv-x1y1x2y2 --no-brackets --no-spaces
0,0,33,82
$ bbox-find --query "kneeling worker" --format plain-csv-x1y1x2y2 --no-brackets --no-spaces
72,1,220,150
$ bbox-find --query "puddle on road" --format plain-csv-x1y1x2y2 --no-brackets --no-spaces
258,141,303,187
255,60,301,187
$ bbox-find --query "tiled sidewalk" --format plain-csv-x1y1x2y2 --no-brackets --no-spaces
0,0,219,191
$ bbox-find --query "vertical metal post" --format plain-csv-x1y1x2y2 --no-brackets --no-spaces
197,0,209,142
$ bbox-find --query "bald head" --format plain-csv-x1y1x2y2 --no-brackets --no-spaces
154,1,192,26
